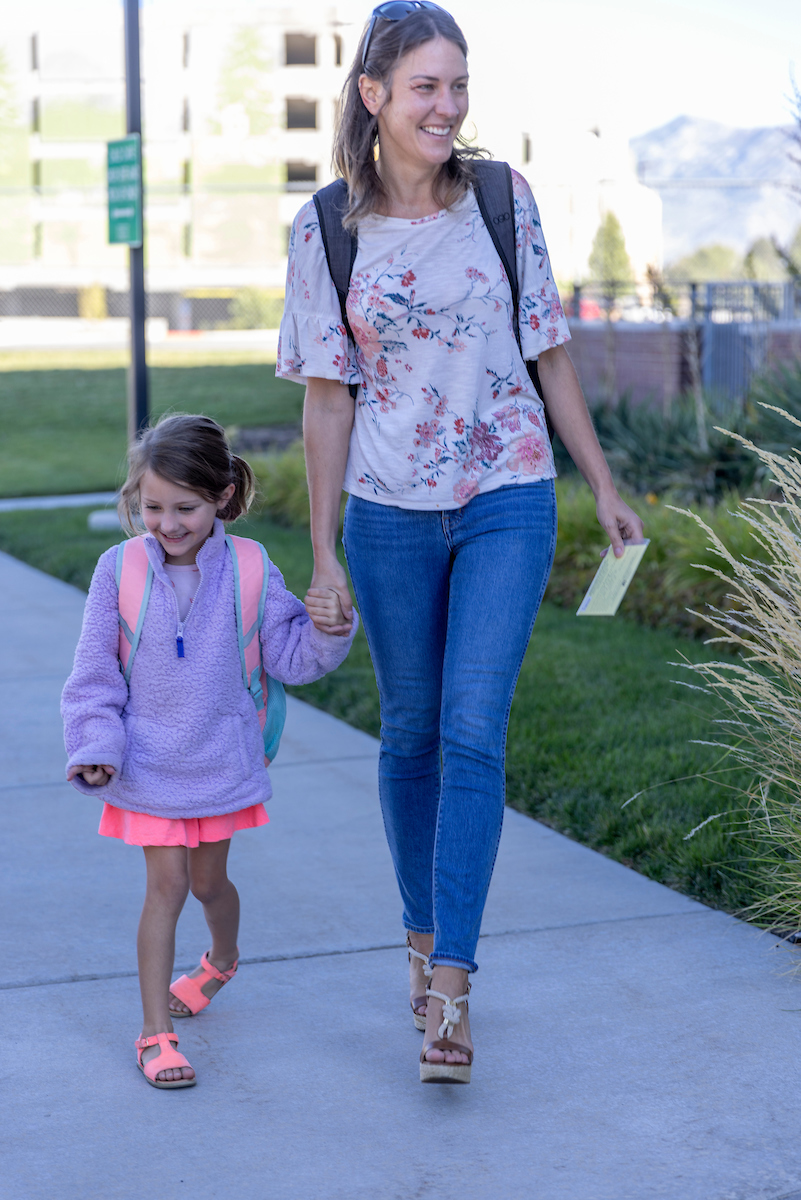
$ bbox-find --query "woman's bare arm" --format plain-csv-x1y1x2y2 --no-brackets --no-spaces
303,377,356,634
536,344,644,556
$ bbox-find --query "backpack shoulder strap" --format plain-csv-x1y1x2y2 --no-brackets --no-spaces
472,159,547,416
472,160,519,320
313,180,358,341
313,180,359,401
226,534,269,691
116,537,153,683
226,535,287,765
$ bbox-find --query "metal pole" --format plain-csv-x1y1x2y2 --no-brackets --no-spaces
124,0,148,443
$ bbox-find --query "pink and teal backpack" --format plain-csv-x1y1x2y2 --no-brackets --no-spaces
115,534,286,764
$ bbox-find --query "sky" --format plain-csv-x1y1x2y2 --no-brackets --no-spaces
450,0,801,141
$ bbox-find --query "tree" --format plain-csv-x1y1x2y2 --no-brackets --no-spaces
213,27,273,136
665,243,743,282
588,211,635,295
744,236,787,280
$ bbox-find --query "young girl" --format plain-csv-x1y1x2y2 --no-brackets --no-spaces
62,413,356,1090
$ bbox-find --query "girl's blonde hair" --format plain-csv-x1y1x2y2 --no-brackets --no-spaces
118,413,256,535
333,7,484,231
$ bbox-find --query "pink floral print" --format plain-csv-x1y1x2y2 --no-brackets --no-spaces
277,170,570,510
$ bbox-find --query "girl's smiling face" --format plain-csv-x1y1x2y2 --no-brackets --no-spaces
139,470,234,565
361,36,469,176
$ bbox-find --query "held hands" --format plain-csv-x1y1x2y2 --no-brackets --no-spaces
304,561,354,637
67,764,115,787
596,490,645,558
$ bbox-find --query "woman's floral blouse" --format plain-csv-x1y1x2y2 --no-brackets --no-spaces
276,168,571,510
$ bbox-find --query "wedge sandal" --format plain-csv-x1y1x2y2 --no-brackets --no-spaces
406,932,433,1031
169,949,239,1017
136,1031,196,1090
419,988,472,1084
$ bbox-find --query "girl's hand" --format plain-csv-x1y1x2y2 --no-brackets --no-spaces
306,560,354,636
596,491,644,558
68,764,115,787
304,586,352,635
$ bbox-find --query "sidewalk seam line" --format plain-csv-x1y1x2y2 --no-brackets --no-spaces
0,909,717,992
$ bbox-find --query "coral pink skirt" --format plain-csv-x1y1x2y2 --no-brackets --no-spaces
98,802,268,848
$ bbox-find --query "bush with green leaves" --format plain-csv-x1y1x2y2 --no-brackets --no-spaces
228,288,284,330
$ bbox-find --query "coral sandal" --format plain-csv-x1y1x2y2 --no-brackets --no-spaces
169,950,239,1017
136,1031,196,1090
419,988,473,1085
406,932,432,1031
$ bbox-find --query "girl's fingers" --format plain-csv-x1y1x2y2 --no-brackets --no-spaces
68,764,114,785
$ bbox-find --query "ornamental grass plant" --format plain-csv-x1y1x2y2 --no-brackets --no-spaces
671,407,801,934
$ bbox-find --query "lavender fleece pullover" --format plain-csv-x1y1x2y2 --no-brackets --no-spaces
61,519,358,819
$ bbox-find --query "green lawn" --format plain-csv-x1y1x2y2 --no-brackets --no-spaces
0,353,301,497
0,503,756,917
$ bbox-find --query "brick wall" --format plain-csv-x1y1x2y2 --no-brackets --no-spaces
566,321,801,407
566,323,686,407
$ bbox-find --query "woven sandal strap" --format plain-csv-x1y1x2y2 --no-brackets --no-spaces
425,989,470,1007
200,950,238,983
426,989,470,1040
406,932,434,976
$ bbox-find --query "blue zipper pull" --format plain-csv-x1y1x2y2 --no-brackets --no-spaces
176,622,185,658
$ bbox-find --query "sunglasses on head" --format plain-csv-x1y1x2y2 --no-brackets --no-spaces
361,1,449,72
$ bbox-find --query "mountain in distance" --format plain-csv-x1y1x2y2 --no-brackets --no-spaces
630,115,800,263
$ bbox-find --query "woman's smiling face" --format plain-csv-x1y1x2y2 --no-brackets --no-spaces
366,36,469,174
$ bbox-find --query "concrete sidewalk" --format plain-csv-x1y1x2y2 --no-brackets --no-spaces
2,548,801,1200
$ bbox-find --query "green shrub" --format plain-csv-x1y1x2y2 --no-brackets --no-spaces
546,481,769,638
592,393,762,504
249,442,310,528
228,288,284,330
78,284,107,321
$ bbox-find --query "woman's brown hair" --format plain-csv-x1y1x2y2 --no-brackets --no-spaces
333,7,484,230
118,413,256,534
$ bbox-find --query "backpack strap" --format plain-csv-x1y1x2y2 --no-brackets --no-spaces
226,535,287,765
472,160,519,324
472,160,548,427
116,537,153,683
313,179,359,401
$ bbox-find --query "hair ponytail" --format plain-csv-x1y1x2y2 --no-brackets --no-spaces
219,454,256,522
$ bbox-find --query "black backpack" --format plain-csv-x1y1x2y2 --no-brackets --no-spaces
312,159,548,432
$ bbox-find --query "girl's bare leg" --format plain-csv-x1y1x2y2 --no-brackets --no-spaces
169,839,240,1015
138,845,194,1082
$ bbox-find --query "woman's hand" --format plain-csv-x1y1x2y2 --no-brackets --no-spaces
307,560,354,636
596,490,645,558
67,764,115,787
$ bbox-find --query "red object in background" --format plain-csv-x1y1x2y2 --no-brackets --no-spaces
564,296,602,321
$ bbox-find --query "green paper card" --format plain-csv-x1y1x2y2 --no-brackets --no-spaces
576,540,650,617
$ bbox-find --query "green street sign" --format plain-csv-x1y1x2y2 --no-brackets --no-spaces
107,135,142,247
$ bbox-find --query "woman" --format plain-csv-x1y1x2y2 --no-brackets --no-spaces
277,2,643,1084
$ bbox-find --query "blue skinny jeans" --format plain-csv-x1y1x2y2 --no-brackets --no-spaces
342,480,557,973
